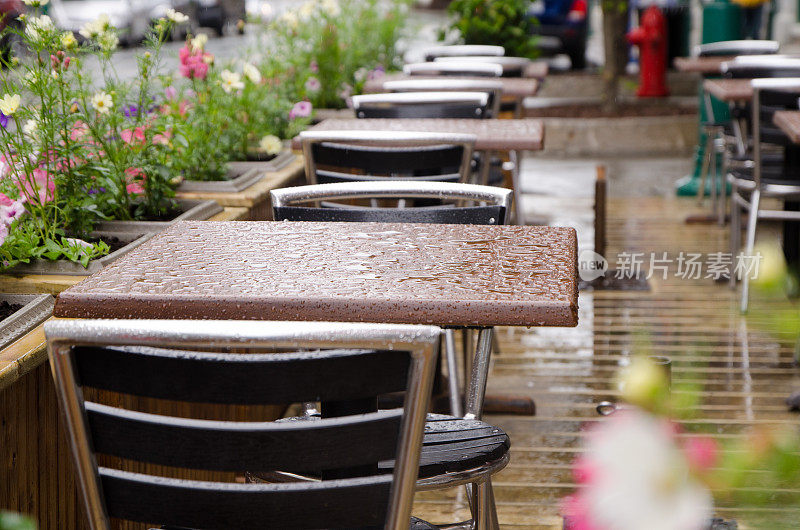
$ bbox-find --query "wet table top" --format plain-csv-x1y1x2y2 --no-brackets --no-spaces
703,78,753,102
292,118,545,152
55,221,579,327
774,111,800,144
364,74,540,98
674,56,733,75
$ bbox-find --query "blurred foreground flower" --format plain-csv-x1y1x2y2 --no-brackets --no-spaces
563,409,713,530
259,135,282,156
751,242,787,293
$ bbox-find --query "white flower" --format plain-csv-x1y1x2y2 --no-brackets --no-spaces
22,0,49,6
190,33,208,53
91,91,113,114
24,15,55,43
0,94,21,116
579,410,713,530
354,67,368,83
321,0,340,17
96,30,119,52
259,135,282,156
280,11,299,30
298,2,315,21
61,32,77,49
242,63,261,84
22,119,37,139
79,14,110,40
166,9,189,24
220,70,244,93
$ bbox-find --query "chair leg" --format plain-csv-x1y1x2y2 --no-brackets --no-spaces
740,189,761,313
718,142,729,226
471,481,492,530
729,183,741,289
444,329,463,417
509,149,525,226
709,135,718,217
697,133,712,204
465,328,494,419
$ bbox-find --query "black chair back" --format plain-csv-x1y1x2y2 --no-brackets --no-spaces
271,181,513,226
353,92,490,119
46,320,440,530
300,130,476,185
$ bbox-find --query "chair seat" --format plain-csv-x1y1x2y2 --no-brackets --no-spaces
384,414,510,480
731,162,800,186
257,413,510,484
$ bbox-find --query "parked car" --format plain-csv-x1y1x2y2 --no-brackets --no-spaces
528,0,588,69
0,0,23,64
49,0,197,44
195,0,245,36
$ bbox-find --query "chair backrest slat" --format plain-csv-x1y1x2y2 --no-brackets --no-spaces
695,39,779,57
100,467,393,530
421,44,505,62
47,319,440,530
73,345,410,404
86,402,402,473
300,130,476,186
353,92,490,119
271,181,513,226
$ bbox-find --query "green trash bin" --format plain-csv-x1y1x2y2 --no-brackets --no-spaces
675,0,743,197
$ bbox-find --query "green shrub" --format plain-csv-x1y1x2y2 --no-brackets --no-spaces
443,0,540,59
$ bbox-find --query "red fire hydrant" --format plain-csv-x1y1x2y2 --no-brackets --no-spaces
627,6,669,97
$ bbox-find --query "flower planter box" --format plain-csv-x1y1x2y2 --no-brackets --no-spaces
4,231,154,277
177,150,297,193
176,155,306,220
312,107,355,124
0,293,53,353
94,198,222,233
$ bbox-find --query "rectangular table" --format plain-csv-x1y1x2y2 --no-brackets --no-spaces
364,74,540,99
292,118,545,152
55,221,578,327
703,78,753,103
674,56,732,75
774,110,800,144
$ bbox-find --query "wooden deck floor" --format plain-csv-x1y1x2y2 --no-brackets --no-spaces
412,196,800,529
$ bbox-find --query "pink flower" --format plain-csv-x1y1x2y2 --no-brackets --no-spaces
0,222,8,246
125,167,146,195
70,121,89,142
305,76,321,93
560,495,599,530
164,85,178,101
684,436,719,473
178,46,211,80
0,200,25,225
368,66,385,81
121,127,145,145
153,129,172,146
24,168,55,204
289,101,312,120
0,193,13,207
571,455,596,485
310,60,318,73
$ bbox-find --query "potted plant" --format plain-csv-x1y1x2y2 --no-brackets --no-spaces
0,6,218,276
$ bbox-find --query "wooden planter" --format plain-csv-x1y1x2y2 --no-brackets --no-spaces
0,318,284,530
176,155,306,221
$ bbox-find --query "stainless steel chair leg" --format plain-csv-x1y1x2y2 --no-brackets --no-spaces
465,327,494,420
509,149,525,226
740,189,761,313
697,132,712,204
729,182,741,289
444,329,463,417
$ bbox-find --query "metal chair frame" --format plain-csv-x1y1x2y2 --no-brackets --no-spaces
352,91,492,119
694,40,780,57
382,79,504,119
299,130,477,186
404,61,503,78
433,56,530,77
421,45,505,62
46,319,441,530
729,79,800,312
